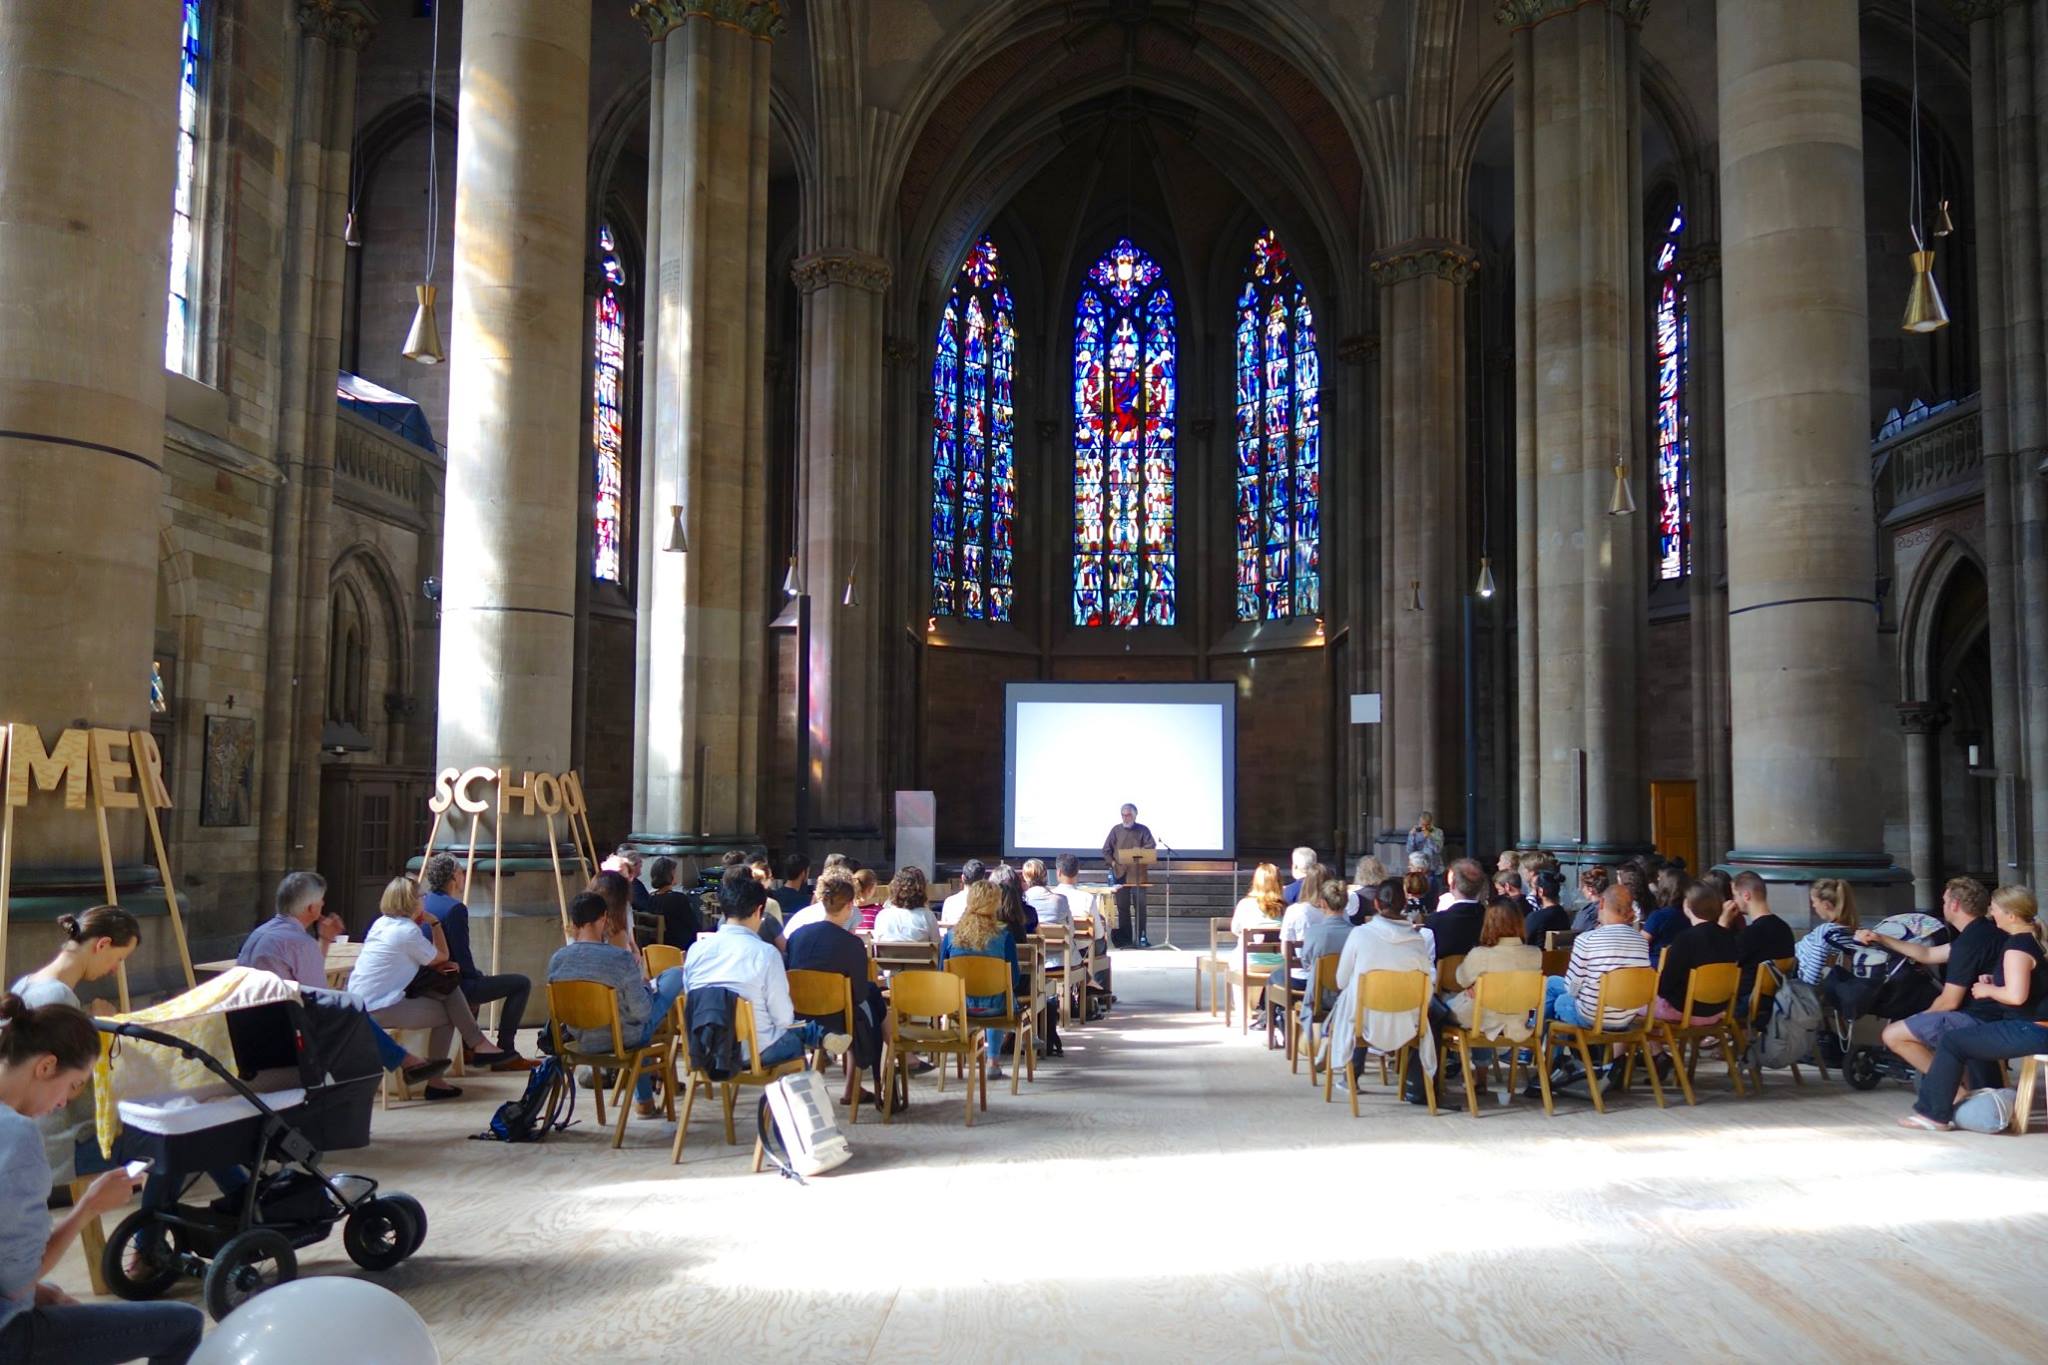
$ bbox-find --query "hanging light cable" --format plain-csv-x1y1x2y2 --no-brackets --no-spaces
402,0,446,363
1901,0,1950,334
343,56,363,247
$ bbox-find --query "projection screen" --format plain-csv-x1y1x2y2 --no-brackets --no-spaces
1004,681,1236,859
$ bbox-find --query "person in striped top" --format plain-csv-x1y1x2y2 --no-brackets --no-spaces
1792,878,1859,985
1544,886,1651,1029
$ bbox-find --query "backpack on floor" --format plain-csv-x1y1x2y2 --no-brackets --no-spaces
1753,963,1822,1071
756,1070,851,1181
473,1056,575,1144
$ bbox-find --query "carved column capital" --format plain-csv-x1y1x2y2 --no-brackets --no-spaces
1494,0,1647,30
1369,240,1479,287
1897,702,1950,735
791,250,893,296
299,0,377,49
1337,334,1379,365
631,0,786,42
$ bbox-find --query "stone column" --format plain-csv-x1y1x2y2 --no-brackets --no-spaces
435,1,590,781
0,2,180,944
1681,242,1733,867
630,0,779,857
791,251,889,857
1371,244,1473,861
259,0,376,886
1718,0,1903,907
1898,703,1948,909
1503,0,1650,880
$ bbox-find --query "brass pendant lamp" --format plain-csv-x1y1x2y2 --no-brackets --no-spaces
402,0,446,363
1900,0,1950,335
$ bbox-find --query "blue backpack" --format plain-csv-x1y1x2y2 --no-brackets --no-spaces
473,1057,575,1144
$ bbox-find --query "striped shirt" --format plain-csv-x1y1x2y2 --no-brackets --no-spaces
1794,923,1858,985
1565,924,1651,1028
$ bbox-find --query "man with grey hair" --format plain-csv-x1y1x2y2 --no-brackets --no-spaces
1021,858,1072,964
1282,846,1318,905
238,871,446,1086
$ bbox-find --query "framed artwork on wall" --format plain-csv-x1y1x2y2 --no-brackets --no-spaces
201,714,254,827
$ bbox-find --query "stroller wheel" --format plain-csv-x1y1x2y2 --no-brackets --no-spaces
381,1193,428,1258
1846,1046,1883,1091
203,1228,296,1322
344,1197,420,1272
102,1209,183,1301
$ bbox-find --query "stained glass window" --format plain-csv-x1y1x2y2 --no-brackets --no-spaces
1233,230,1319,620
1653,205,1689,582
929,237,1016,620
167,0,203,373
1073,238,1176,627
592,223,627,584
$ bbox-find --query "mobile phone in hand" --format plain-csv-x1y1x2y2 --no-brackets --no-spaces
123,1159,152,1179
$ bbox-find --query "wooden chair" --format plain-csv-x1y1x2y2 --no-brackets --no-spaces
1293,954,1341,1081
546,980,678,1149
643,943,685,977
946,955,1035,1094
1038,924,1078,1026
1435,953,1467,995
1732,956,1805,1091
1439,969,1550,1116
1228,926,1281,1031
1264,940,1302,1051
874,939,940,977
1544,966,1664,1114
1542,930,1576,954
1072,911,1106,1014
1326,969,1437,1116
1197,916,1233,1013
881,969,985,1127
671,997,812,1166
1651,961,1748,1106
2016,1053,2048,1134
787,968,862,1125
1539,947,1572,979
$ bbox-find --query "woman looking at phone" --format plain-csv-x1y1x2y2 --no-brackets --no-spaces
0,993,204,1362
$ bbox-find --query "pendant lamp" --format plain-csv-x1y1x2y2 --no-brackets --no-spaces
840,562,859,609
404,0,446,364
783,557,802,598
663,504,687,554
1900,0,1950,334
1608,458,1637,517
1475,557,1496,600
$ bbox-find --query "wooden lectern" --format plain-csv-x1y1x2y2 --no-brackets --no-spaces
1115,846,1157,887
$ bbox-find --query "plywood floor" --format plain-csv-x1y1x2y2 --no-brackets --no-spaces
51,950,2048,1363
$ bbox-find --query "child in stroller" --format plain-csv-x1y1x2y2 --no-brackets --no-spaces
1817,910,1951,1089
92,971,426,1321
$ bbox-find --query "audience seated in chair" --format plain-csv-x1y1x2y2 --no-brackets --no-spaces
941,883,1022,1082
1793,878,1860,987
1900,886,2048,1131
1544,885,1650,1031
549,892,690,1119
1295,879,1353,1024
1731,870,1793,1021
1231,862,1286,965
1640,867,1687,962
1281,847,1318,905
1423,861,1488,962
1862,877,1998,1077
1324,881,1443,1105
872,867,942,947
10,908,138,1186
1646,884,1742,1072
646,855,703,949
853,869,886,931
768,853,812,923
1451,898,1543,1033
989,864,1039,939
785,868,888,1108
347,877,523,1099
1523,869,1570,946
940,859,989,928
418,854,535,1069
1569,865,1613,934
681,878,843,1074
1021,859,1068,952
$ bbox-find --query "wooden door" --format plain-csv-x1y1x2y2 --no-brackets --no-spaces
317,764,434,937
1650,780,1699,874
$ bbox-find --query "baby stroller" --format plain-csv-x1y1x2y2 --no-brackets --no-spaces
1823,911,1950,1090
90,969,425,1320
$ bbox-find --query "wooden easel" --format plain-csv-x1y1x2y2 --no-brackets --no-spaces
0,725,198,1013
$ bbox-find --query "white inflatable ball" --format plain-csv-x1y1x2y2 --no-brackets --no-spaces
192,1276,439,1365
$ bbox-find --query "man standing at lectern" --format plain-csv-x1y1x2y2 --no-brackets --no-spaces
1102,803,1158,948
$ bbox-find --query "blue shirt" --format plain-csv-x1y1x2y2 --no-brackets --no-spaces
237,914,326,989
0,1105,51,1329
942,927,1020,1014
420,890,480,980
1643,905,1687,963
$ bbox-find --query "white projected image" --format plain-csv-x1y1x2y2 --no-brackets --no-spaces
1010,698,1228,854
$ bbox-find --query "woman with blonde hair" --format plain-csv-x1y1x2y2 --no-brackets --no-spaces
345,876,521,1098
1792,878,1859,986
1232,863,1286,972
1903,885,2048,1131
941,881,1022,1080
